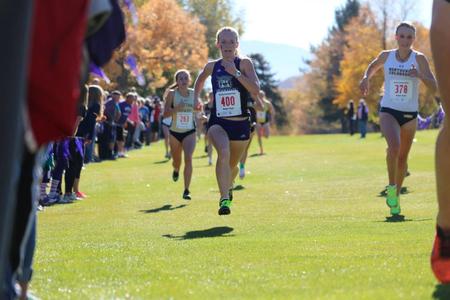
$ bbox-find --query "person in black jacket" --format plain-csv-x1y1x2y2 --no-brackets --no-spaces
73,85,105,198
347,100,356,135
357,99,369,138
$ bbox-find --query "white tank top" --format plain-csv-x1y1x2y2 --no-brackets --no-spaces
170,89,195,133
381,50,420,112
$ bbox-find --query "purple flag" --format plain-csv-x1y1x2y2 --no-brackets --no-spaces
125,55,137,71
417,114,432,130
89,62,111,84
437,105,445,126
123,0,138,25
125,54,146,87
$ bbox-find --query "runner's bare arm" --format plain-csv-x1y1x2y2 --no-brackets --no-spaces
163,90,175,118
252,92,264,110
239,58,260,96
416,54,438,93
194,62,215,108
431,0,450,114
360,51,389,95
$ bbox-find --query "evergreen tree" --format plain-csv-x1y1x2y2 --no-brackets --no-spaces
249,53,288,128
179,0,244,58
313,0,360,122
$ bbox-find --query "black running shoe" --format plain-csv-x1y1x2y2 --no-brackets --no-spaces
172,171,179,182
218,198,231,215
183,189,191,200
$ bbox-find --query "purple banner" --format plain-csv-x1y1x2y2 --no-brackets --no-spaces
89,62,111,84
417,114,432,130
125,54,146,86
123,0,138,25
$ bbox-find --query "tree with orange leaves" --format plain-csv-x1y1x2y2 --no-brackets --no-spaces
334,5,383,122
104,0,208,94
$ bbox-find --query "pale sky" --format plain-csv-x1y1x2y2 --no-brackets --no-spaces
238,0,433,49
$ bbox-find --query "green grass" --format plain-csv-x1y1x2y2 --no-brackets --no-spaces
33,130,445,299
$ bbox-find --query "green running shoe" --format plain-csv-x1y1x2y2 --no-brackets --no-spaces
218,198,232,215
390,201,401,215
386,185,400,215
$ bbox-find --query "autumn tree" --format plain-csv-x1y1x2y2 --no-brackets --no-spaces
282,73,327,134
179,0,244,58
104,0,208,94
334,5,383,122
249,53,287,128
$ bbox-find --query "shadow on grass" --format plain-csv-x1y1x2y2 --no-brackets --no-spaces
163,226,234,240
140,204,187,214
232,185,245,191
385,215,406,222
249,153,265,158
375,215,432,223
433,284,450,299
193,155,208,159
378,186,410,197
153,159,170,164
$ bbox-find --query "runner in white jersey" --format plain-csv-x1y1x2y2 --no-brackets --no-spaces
360,22,437,216
430,0,450,284
163,70,197,200
254,90,275,156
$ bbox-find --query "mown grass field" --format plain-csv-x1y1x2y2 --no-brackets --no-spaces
33,130,448,299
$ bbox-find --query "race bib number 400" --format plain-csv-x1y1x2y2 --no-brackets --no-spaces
176,112,193,130
389,79,412,103
215,89,241,117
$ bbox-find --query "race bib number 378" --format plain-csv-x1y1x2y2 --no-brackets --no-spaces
389,79,412,103
215,89,241,117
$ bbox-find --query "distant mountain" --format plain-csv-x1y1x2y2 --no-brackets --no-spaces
278,76,301,90
240,40,310,83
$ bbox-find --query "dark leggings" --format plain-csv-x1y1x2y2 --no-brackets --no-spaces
51,161,65,181
65,140,83,194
